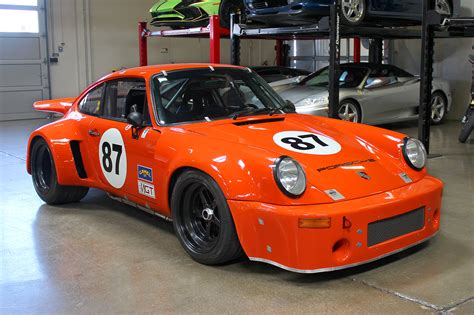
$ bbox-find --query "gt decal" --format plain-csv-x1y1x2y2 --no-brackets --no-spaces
273,131,341,155
138,180,155,199
99,128,127,189
138,165,153,182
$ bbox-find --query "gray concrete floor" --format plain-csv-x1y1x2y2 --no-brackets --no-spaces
0,118,473,314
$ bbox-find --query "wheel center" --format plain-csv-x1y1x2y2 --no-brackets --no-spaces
202,208,214,221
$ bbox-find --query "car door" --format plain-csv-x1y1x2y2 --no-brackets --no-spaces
360,67,416,123
83,77,161,205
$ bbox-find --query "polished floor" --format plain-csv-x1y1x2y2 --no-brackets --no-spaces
0,119,473,314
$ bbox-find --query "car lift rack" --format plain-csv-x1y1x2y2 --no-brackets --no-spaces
138,1,474,154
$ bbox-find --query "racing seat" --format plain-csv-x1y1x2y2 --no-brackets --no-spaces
124,89,151,125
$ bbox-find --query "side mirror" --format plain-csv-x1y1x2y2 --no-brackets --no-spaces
284,100,296,112
295,75,306,83
127,112,144,140
127,111,143,127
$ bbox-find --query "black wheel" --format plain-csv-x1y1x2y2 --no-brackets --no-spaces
338,99,362,123
171,170,243,265
31,138,89,205
431,92,448,125
219,0,246,29
459,117,473,143
341,0,367,26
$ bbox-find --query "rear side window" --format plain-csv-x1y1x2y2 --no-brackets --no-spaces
78,84,104,116
102,79,151,125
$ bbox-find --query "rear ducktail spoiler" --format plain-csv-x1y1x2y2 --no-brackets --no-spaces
33,97,75,115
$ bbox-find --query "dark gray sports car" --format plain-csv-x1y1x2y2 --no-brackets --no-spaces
245,0,457,26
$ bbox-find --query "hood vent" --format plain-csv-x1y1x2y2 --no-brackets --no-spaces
233,117,285,126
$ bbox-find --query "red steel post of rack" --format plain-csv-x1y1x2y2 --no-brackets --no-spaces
139,21,148,66
353,37,361,63
209,15,221,64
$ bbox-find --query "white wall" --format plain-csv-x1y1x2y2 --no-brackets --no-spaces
46,0,276,99
392,0,474,120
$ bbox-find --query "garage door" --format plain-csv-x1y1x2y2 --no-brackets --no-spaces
0,0,49,121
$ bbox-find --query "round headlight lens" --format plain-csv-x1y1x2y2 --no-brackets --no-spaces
403,138,427,170
274,157,306,197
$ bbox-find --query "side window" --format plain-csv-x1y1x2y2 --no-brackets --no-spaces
79,84,104,116
102,79,151,125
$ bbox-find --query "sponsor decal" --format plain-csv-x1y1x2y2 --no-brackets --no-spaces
99,128,127,189
399,172,413,183
141,128,150,139
138,180,155,199
317,158,376,172
324,189,345,201
273,131,341,155
138,165,153,182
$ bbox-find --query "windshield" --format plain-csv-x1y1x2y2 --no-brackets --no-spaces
301,66,369,88
151,68,289,125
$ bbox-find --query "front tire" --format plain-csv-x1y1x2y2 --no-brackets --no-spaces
31,138,89,205
171,170,243,265
338,99,362,123
341,0,366,26
459,116,473,143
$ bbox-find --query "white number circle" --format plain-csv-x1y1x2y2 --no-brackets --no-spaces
99,128,127,189
273,131,341,155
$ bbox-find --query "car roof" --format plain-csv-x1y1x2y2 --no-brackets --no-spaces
100,63,246,81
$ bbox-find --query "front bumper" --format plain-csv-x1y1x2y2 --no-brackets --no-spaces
228,175,443,273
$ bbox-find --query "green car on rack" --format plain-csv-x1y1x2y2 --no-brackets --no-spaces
150,0,244,29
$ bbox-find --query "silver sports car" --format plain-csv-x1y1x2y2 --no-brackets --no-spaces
271,63,452,125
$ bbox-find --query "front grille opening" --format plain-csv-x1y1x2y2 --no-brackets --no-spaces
367,207,425,247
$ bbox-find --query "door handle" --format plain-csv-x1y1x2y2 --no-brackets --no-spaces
88,129,100,137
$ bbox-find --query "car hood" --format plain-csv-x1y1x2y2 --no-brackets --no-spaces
276,85,328,105
187,115,413,201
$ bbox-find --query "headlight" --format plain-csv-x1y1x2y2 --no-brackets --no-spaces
296,96,328,109
402,137,427,171
274,156,306,197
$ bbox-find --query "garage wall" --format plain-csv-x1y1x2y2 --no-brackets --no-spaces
47,0,276,99
392,1,474,120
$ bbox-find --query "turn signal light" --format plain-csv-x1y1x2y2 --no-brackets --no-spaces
299,217,331,228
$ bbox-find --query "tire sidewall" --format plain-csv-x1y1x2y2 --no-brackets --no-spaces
341,0,367,26
171,170,241,264
431,92,448,125
31,138,60,203
219,0,246,29
339,99,362,123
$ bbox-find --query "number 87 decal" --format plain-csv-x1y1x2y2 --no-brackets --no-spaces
273,131,342,155
99,128,128,189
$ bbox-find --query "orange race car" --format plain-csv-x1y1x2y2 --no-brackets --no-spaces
27,64,443,273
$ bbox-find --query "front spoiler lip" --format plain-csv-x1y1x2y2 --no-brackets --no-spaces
248,232,438,274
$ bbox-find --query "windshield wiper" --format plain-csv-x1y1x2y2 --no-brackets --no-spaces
232,107,279,120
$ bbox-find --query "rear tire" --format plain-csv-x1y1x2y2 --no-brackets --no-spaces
31,138,89,205
171,169,243,265
219,0,246,29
